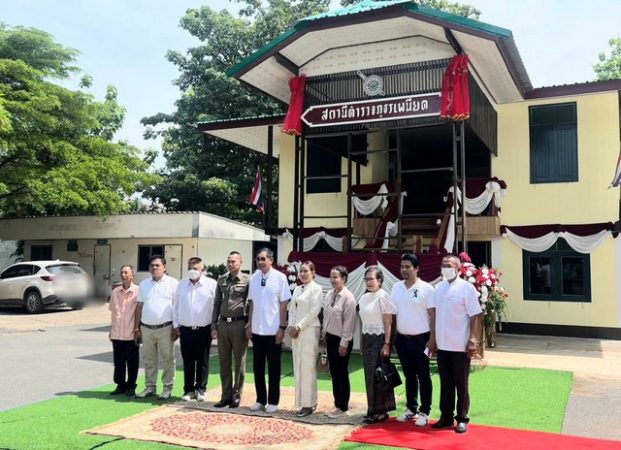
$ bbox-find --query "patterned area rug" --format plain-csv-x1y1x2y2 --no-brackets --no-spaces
86,405,358,449
183,385,369,425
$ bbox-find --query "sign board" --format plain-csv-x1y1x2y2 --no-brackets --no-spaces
301,92,441,128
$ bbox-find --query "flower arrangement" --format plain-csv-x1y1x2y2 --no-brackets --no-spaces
459,261,508,333
273,261,301,291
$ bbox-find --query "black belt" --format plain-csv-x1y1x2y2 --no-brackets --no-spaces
140,321,172,330
398,331,430,338
220,315,247,323
181,325,210,330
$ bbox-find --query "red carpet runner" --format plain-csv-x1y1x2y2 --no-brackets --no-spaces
345,419,621,450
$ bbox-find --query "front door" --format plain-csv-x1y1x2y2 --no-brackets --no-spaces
93,245,111,298
164,244,183,280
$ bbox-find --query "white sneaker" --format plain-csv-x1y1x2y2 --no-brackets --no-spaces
265,404,278,413
415,412,429,427
181,391,196,402
396,408,417,422
249,402,265,412
196,391,205,402
136,387,156,398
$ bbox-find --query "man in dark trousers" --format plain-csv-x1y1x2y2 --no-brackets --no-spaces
211,251,250,408
173,257,217,402
245,248,291,413
431,255,482,434
108,265,139,397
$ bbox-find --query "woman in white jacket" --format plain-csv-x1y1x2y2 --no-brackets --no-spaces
288,261,323,417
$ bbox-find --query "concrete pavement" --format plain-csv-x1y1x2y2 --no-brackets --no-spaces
484,333,621,441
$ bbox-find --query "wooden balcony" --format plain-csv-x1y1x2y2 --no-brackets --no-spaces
460,215,501,236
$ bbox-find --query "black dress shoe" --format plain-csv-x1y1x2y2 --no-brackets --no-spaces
455,422,468,433
214,399,231,408
110,386,126,396
363,413,389,424
296,407,313,418
431,418,455,429
126,388,136,397
229,399,240,409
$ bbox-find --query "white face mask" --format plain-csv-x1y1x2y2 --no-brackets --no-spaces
187,269,201,281
441,267,457,281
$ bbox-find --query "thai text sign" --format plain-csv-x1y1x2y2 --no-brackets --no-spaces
301,92,441,127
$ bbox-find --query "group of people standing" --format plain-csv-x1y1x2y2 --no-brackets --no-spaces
108,248,482,434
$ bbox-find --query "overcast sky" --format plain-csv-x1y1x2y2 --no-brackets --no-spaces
3,0,620,156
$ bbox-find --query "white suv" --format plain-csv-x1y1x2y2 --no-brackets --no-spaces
0,261,92,313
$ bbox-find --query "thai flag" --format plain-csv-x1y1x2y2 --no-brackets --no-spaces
249,167,264,212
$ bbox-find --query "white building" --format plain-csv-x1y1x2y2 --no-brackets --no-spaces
0,212,271,296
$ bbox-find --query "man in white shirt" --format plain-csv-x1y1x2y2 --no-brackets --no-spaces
390,253,436,427
173,257,217,402
134,255,179,400
245,248,291,413
431,255,483,434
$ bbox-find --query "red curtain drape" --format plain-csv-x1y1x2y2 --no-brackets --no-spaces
440,54,470,121
282,75,306,136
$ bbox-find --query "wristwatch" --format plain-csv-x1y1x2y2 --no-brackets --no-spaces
279,325,287,330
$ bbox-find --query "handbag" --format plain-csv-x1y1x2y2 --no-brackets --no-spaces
374,357,402,389
317,351,329,373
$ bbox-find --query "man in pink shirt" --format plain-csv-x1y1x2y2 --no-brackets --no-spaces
109,265,140,396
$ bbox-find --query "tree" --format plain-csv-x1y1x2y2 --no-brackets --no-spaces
0,24,158,217
594,37,621,81
339,0,480,19
142,1,331,227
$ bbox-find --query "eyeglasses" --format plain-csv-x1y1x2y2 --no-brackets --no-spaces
255,256,268,262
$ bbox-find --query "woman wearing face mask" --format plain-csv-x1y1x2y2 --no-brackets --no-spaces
172,257,218,402
358,265,396,424
288,261,323,417
322,265,357,419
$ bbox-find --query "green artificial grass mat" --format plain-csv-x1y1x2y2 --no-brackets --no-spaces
0,351,572,450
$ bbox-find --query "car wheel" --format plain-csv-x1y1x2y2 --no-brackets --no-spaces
24,290,44,314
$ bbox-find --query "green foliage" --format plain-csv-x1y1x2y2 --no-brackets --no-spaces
594,37,621,81
0,24,158,217
205,263,227,278
339,0,481,19
142,0,331,227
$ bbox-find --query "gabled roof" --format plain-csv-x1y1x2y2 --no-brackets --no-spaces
226,0,532,104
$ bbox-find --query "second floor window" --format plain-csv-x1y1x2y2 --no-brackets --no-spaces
529,102,578,183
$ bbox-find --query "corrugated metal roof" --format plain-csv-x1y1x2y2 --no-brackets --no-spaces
304,0,410,21
196,113,285,127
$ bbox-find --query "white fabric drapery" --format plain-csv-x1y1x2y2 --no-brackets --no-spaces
379,192,407,249
301,230,344,252
503,227,611,254
447,181,506,215
312,263,368,301
352,183,388,215
443,181,506,252
281,229,345,252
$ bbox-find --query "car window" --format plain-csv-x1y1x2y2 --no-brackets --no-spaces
47,264,86,275
1,264,36,279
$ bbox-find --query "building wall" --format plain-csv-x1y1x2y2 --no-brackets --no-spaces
22,237,259,291
494,91,620,328
197,238,256,272
278,131,388,229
